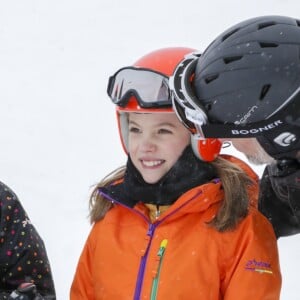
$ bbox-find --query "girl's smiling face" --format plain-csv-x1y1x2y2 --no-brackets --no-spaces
128,112,190,184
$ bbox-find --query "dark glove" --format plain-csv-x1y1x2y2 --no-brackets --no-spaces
8,283,43,300
270,157,299,177
268,158,299,204
259,159,300,238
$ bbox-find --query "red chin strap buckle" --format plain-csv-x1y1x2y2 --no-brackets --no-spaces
197,138,222,162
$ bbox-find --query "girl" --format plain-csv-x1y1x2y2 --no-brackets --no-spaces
70,47,281,300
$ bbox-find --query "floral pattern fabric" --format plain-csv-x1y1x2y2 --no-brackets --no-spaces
0,181,56,299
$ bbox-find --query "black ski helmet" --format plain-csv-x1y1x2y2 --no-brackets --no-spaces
193,15,300,159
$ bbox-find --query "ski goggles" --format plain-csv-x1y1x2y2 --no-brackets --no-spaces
107,67,172,108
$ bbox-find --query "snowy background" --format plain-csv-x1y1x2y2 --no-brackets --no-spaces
0,0,299,299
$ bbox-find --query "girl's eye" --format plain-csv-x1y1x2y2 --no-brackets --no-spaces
158,128,172,134
129,126,140,133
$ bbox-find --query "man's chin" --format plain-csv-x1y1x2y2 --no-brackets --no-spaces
246,155,265,166
246,154,275,166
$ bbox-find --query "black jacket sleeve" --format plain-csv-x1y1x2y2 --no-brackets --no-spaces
258,162,300,238
0,181,56,299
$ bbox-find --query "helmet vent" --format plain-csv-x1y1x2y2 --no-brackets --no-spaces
257,21,276,30
259,84,271,100
259,42,278,48
223,55,243,64
296,19,300,27
221,28,240,41
205,74,219,84
205,103,212,111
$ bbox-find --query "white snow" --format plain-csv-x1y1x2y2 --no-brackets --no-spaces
0,1,299,299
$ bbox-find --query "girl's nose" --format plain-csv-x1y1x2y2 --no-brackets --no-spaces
139,135,157,152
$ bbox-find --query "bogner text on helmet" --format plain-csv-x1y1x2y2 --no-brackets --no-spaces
231,120,283,135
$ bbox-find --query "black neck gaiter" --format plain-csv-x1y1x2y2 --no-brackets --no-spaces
102,146,217,207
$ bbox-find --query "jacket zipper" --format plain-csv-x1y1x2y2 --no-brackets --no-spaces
150,239,168,300
134,223,156,300
131,192,203,300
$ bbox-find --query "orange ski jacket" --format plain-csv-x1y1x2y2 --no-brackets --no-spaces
70,156,281,300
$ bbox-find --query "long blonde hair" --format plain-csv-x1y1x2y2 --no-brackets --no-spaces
89,156,254,232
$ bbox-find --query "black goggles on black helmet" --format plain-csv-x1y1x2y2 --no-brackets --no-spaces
169,52,300,138
107,67,171,108
169,52,208,137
